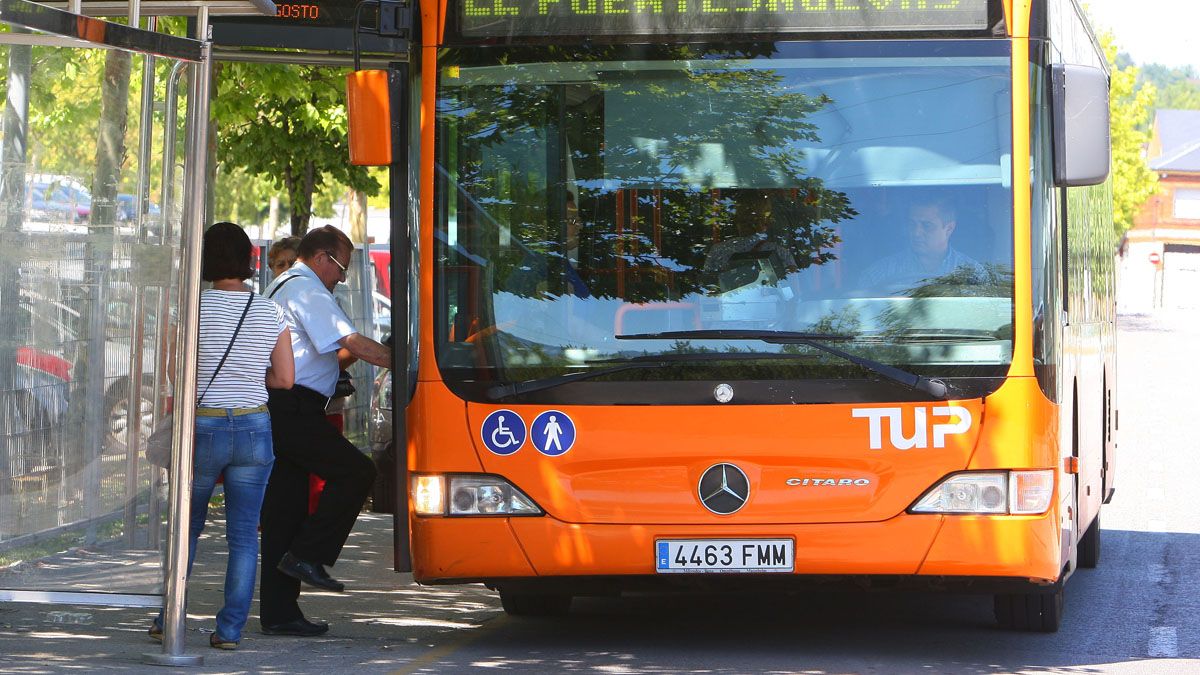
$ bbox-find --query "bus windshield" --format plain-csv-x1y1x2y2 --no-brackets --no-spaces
435,40,1015,401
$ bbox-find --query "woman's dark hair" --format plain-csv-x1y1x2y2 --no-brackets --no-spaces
202,221,255,281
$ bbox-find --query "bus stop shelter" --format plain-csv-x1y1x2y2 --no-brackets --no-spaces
0,0,275,666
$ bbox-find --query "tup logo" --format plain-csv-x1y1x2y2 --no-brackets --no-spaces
851,406,972,451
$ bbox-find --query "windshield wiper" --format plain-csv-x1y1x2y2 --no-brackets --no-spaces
878,330,1002,343
616,330,949,399
486,350,828,401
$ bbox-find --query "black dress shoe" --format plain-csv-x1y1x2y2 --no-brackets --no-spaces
276,552,345,592
261,617,330,637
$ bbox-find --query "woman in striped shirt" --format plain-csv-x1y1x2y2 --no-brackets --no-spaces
151,222,294,649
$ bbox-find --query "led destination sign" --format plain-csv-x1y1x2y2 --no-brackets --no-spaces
458,0,990,38
212,0,408,52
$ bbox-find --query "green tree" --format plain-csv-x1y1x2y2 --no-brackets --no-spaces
1156,81,1200,111
1103,34,1158,235
1140,63,1200,111
212,62,381,235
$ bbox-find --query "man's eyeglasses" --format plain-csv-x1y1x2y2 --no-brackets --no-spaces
908,219,947,233
324,250,348,275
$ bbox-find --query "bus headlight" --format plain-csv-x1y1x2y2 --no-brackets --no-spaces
412,474,543,516
910,470,1054,515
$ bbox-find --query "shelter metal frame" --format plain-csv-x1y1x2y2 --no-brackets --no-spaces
0,0,276,666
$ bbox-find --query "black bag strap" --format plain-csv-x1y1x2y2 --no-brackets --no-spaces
267,273,300,299
198,292,255,407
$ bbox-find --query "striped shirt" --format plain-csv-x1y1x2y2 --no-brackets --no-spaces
196,289,287,408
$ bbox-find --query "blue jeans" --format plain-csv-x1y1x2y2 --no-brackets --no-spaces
160,410,274,642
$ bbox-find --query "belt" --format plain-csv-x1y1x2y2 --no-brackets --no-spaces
268,385,331,413
196,405,268,417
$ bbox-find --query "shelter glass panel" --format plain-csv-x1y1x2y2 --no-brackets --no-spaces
0,41,191,596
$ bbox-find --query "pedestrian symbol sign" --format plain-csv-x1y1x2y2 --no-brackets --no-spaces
530,410,576,456
481,409,526,455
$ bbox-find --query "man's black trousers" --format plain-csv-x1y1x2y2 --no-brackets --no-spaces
259,385,376,625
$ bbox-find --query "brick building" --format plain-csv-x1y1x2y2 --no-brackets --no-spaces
1120,109,1200,311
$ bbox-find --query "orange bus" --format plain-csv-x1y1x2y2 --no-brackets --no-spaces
388,0,1118,632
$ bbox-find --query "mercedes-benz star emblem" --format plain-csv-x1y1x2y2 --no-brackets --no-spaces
698,463,750,515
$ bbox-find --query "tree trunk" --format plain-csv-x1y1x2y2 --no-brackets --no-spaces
268,195,281,240
91,51,132,225
285,160,315,236
0,38,32,504
283,163,296,234
79,49,132,542
348,189,368,243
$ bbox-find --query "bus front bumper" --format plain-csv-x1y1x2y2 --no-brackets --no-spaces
411,510,1062,587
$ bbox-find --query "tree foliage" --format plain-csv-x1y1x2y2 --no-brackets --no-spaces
441,44,856,304
1140,63,1200,112
1103,34,1158,235
212,62,380,235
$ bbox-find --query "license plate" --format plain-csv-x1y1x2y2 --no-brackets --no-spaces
655,539,794,574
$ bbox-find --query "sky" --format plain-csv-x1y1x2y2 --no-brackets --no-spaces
1082,0,1200,72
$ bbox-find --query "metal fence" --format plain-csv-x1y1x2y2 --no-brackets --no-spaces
251,240,387,452
0,231,179,594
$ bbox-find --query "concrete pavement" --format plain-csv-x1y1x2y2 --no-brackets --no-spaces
0,512,503,673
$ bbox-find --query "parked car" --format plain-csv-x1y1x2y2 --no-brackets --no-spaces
27,185,79,223
30,179,91,223
115,193,162,223
3,273,161,467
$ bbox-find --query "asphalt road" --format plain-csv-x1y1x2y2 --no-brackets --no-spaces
1,311,1197,674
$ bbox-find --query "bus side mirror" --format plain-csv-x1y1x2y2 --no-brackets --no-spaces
1051,64,1110,187
347,69,392,166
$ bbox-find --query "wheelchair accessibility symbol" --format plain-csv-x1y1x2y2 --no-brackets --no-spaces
530,410,576,457
481,409,526,456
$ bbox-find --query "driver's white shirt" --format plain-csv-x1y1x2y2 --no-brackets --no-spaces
264,262,357,397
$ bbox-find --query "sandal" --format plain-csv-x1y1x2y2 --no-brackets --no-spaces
210,633,238,650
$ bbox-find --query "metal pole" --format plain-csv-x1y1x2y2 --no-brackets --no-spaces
128,0,140,28
160,61,186,238
358,243,375,441
389,64,412,572
147,60,186,549
142,8,209,669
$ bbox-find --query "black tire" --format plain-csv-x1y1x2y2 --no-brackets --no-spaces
994,587,1064,632
1078,511,1100,569
104,377,155,454
499,590,572,617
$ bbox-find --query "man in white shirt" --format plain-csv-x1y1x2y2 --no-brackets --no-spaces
858,199,985,292
259,226,392,637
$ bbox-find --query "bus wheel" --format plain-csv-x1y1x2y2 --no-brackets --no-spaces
993,587,1063,632
499,590,572,617
1078,512,1101,569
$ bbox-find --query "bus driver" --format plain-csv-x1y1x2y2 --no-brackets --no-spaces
858,198,984,292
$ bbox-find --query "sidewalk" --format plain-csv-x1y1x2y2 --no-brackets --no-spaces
0,512,503,673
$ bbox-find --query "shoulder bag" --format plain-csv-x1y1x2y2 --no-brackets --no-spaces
146,293,255,469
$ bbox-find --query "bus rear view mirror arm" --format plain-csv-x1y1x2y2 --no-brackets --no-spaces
1051,64,1111,187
